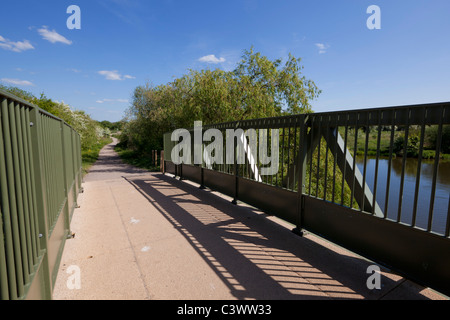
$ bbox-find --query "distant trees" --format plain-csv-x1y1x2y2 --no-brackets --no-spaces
120,47,321,153
99,120,123,132
392,125,450,158
426,125,450,154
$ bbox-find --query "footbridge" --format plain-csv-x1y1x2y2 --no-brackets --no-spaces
1,88,449,300
162,102,450,297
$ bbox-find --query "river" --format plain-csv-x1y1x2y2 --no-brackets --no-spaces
355,157,450,235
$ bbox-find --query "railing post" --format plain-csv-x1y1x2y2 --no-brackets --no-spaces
199,165,206,190
59,121,71,233
160,150,165,173
178,164,183,181
293,115,308,236
232,123,239,205
29,108,52,300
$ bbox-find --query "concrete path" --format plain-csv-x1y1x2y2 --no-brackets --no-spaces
52,139,447,300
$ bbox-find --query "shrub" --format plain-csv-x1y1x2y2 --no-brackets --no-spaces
393,134,420,157
421,150,436,159
426,125,450,154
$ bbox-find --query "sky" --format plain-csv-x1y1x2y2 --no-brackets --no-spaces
0,0,450,122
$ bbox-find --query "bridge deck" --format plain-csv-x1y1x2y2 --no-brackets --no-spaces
52,139,446,300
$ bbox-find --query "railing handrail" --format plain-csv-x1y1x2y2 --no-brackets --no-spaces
168,101,450,132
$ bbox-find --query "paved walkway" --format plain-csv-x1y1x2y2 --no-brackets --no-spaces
52,139,447,300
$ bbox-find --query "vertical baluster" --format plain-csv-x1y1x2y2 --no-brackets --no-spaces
0,100,13,300
25,108,41,259
397,108,410,223
280,126,285,187
15,105,33,280
308,117,314,196
412,108,427,227
287,125,291,190
372,110,382,216
362,114,370,211
331,115,339,204
341,115,349,206
2,99,24,299
384,110,396,219
428,106,444,232
351,113,359,209
446,193,450,238
293,124,298,191
323,116,330,201
315,117,321,198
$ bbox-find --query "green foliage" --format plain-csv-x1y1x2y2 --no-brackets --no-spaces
114,145,160,172
389,125,450,159
304,139,356,209
233,48,320,116
338,125,450,160
421,150,436,159
120,48,321,153
99,120,123,132
426,125,450,154
393,134,420,157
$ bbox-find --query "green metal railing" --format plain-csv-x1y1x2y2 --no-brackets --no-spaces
0,89,82,300
164,102,450,296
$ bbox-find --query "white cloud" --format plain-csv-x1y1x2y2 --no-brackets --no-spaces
1,78,34,86
98,70,122,80
198,54,226,64
315,43,329,54
0,35,34,52
98,70,135,81
96,98,129,104
38,26,72,45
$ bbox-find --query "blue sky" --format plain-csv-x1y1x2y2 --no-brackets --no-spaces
1,0,449,122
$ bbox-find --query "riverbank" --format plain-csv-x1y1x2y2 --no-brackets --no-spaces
341,127,450,160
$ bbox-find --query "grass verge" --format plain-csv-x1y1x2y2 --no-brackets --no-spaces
114,146,161,172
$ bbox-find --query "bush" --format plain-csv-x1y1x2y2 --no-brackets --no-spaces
120,48,321,155
0,84,106,152
393,134,420,157
426,125,450,154
421,150,436,159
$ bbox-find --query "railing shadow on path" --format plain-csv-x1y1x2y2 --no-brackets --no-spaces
123,172,431,300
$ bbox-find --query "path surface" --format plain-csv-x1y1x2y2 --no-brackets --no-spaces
52,138,447,300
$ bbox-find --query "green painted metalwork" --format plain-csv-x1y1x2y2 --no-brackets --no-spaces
0,89,82,300
164,101,450,296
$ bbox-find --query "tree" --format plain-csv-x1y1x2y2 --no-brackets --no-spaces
233,47,320,116
121,47,321,153
426,125,450,154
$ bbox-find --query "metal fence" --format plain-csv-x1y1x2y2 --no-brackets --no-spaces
0,89,82,300
164,102,450,296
